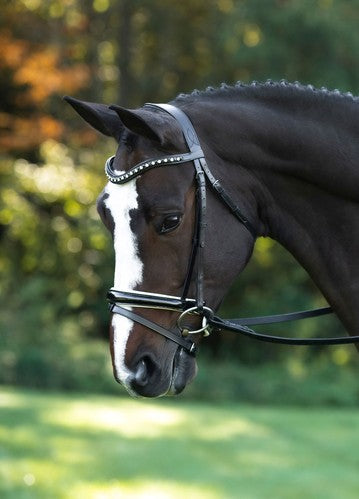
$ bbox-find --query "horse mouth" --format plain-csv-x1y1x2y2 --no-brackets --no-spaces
167,347,197,396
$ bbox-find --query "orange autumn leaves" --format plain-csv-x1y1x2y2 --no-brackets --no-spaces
0,30,89,152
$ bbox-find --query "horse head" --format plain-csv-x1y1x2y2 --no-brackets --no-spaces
65,96,257,397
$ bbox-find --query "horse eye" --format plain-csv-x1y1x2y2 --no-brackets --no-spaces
158,214,182,234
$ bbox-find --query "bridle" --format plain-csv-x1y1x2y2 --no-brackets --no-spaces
105,103,359,355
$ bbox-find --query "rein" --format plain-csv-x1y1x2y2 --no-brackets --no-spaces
105,103,359,355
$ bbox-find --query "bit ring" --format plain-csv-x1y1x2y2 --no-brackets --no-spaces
177,306,213,337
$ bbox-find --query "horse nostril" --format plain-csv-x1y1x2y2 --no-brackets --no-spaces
134,356,156,387
135,359,148,386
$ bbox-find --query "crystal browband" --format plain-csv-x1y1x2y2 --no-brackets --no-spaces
105,150,204,184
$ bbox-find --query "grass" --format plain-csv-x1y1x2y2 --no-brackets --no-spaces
0,387,359,498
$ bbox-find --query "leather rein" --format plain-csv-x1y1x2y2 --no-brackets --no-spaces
105,103,359,356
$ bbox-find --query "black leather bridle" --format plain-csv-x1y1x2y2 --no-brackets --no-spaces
105,103,359,355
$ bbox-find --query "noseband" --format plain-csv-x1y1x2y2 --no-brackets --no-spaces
105,103,359,355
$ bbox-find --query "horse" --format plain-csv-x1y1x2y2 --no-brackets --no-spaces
65,81,359,398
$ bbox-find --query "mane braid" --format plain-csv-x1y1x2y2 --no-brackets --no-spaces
175,80,358,105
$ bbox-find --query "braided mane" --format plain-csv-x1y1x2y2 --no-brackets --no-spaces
175,80,358,105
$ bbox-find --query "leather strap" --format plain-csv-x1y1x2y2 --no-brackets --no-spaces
107,289,197,311
228,306,333,326
150,103,209,311
209,314,359,345
150,103,256,239
180,178,202,303
109,303,197,355
200,160,257,238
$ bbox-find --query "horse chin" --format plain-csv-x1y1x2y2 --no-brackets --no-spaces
167,348,197,396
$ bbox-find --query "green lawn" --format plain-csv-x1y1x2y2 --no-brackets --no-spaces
0,387,358,499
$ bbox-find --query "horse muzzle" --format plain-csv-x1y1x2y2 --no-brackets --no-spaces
126,347,197,398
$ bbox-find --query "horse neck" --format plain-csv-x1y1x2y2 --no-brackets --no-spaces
188,93,359,333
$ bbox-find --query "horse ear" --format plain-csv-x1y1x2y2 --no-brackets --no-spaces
63,96,123,141
109,105,165,144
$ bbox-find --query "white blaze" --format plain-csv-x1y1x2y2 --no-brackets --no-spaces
104,180,143,388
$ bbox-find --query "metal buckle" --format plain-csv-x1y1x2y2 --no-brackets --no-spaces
177,306,214,337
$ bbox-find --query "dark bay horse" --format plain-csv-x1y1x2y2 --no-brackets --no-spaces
65,81,359,398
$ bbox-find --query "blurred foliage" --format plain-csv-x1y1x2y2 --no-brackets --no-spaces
1,0,359,398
